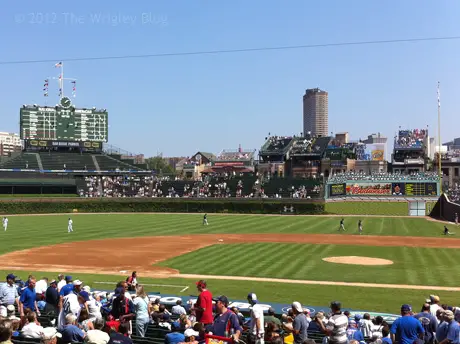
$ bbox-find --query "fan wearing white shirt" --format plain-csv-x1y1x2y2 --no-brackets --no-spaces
57,274,66,292
171,300,187,315
21,312,44,338
248,293,264,344
35,278,48,295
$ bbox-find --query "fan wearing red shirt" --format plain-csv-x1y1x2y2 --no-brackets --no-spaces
195,280,213,325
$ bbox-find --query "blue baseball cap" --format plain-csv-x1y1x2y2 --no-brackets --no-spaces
6,274,16,281
401,304,412,312
79,291,90,302
65,275,73,282
114,287,124,297
247,293,258,303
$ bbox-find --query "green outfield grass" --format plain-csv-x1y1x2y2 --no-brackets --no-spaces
0,213,450,255
157,243,460,286
0,213,455,314
0,269,454,314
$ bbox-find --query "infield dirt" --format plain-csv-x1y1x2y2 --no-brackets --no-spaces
2,233,460,287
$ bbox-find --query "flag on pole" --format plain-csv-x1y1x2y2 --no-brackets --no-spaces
55,62,62,68
437,83,441,108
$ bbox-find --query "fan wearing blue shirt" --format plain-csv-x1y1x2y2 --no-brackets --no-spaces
165,322,185,344
19,277,38,316
439,310,460,344
391,305,424,344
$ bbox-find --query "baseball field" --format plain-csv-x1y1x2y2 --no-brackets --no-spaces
1,212,458,313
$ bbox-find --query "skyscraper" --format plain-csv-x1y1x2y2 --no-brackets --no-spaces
303,88,328,137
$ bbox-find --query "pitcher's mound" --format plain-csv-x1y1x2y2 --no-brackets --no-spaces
323,256,393,266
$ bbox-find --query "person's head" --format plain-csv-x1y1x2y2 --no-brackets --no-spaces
26,311,37,324
214,295,229,314
171,322,181,332
176,299,183,306
79,308,89,322
0,319,13,342
430,295,440,305
6,305,15,317
161,313,171,323
28,278,36,289
136,285,147,298
247,292,258,306
330,301,342,313
93,318,105,331
179,314,187,323
132,271,137,278
49,280,57,288
6,274,16,286
315,312,325,322
363,313,370,320
436,309,444,320
444,310,455,323
374,316,383,325
42,327,62,344
119,322,130,335
196,280,207,292
344,310,350,318
266,322,279,334
73,280,83,292
267,307,275,316
58,274,64,281
78,291,90,304
291,301,303,315
401,304,412,316
184,328,200,342
65,275,73,284
422,303,430,312
65,314,77,325
382,325,390,338
159,304,166,313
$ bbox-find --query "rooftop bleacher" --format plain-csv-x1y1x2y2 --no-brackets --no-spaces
260,136,293,154
394,128,427,149
215,149,255,161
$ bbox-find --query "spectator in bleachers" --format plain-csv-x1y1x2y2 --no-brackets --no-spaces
132,285,151,338
210,295,241,341
44,280,59,316
19,278,39,318
317,301,348,344
79,308,94,332
21,311,44,338
390,305,424,344
290,301,309,344
0,274,19,318
60,314,86,343
84,318,110,344
0,319,13,344
172,300,186,316
108,322,132,344
165,322,185,344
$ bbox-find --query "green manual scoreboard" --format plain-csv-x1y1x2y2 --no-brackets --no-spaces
20,97,108,142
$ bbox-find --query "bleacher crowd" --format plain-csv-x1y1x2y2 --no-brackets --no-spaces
328,172,439,184
395,129,427,148
1,274,459,344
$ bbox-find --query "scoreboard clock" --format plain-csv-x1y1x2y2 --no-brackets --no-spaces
20,103,108,142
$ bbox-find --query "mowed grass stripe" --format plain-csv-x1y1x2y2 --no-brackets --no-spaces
157,243,460,287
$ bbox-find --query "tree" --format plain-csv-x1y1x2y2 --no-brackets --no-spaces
145,156,175,175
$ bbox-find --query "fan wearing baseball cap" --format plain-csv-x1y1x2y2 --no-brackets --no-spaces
211,296,242,341
0,274,19,317
195,280,213,325
247,293,264,344
390,305,424,344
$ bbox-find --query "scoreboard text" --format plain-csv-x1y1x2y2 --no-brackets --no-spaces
20,106,108,142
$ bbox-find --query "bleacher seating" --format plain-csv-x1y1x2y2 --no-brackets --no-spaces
260,136,293,153
96,155,142,171
261,177,321,198
0,153,40,170
39,153,96,171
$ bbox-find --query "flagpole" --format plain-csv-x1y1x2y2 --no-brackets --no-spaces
61,62,64,99
437,81,442,218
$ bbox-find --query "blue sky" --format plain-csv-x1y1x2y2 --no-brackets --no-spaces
1,0,459,157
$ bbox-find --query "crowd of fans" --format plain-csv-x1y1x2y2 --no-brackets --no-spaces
2,274,459,344
395,129,427,148
328,172,439,184
290,139,314,155
262,137,293,152
446,183,460,204
216,151,254,161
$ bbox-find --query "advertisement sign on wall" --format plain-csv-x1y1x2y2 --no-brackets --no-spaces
346,183,392,195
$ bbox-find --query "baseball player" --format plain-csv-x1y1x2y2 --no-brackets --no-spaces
203,214,208,226
2,217,8,231
358,220,363,235
444,225,454,235
455,213,458,226
338,218,345,231
68,218,73,233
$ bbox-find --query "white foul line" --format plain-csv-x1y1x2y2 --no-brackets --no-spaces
180,286,189,293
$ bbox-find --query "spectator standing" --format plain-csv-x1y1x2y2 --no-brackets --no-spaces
0,274,19,317
19,277,39,317
438,310,459,344
359,313,373,338
430,296,442,321
291,301,309,344
211,295,242,341
317,301,348,344
126,272,137,292
57,280,83,328
248,293,265,344
195,280,213,325
44,280,59,315
390,305,424,344
35,277,49,297
56,274,66,292
414,303,438,344
132,285,151,337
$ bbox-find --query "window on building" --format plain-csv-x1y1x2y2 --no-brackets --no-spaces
455,168,459,177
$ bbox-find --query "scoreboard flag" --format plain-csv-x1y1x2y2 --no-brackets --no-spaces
20,106,108,142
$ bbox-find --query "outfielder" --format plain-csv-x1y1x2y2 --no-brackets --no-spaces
68,218,73,233
444,225,454,235
203,214,208,226
455,213,458,226
2,217,8,231
358,220,363,235
338,218,345,231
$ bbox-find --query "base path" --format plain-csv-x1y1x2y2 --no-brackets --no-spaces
2,233,460,290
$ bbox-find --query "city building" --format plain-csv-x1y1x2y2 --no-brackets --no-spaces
302,88,328,138
0,132,22,156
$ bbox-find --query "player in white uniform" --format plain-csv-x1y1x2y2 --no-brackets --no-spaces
358,220,363,235
68,218,73,233
455,213,458,226
203,214,208,226
2,217,7,231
